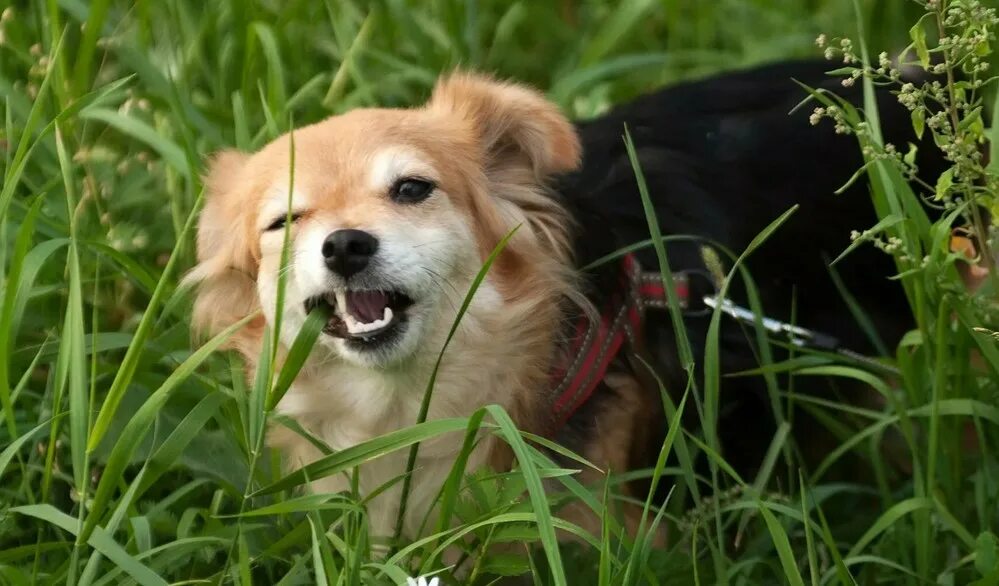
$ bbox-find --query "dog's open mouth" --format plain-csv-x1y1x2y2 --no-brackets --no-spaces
304,289,415,346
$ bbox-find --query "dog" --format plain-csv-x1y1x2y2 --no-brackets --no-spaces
187,59,939,543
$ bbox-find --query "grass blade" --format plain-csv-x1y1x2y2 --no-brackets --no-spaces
485,405,567,586
0,416,61,481
758,503,807,586
0,196,45,438
87,190,203,453
78,108,191,178
11,504,167,586
253,417,470,496
81,313,257,542
394,226,519,541
266,307,329,411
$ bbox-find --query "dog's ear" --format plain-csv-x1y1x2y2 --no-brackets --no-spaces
191,149,258,281
185,149,262,343
428,73,581,178
427,73,581,302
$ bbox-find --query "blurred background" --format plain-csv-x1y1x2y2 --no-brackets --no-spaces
0,0,932,283
1,1,932,123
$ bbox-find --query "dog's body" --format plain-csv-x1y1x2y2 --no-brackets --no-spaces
189,60,935,540
558,59,944,480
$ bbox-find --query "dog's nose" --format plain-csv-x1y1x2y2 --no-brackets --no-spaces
322,229,379,278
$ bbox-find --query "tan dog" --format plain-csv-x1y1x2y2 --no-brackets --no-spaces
187,74,609,539
188,59,950,551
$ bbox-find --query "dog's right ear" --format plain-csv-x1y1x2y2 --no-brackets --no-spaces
428,73,581,179
185,150,262,342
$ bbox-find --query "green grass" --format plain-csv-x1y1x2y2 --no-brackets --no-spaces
1,0,998,584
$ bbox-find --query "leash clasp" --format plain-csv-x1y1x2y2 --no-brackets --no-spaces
702,295,840,351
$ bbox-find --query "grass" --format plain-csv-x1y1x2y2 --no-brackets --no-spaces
1,0,997,584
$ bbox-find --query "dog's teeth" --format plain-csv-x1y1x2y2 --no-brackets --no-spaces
335,290,347,310
342,304,395,336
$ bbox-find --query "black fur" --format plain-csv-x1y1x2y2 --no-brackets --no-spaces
556,59,947,480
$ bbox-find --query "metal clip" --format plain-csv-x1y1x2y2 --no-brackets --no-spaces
702,296,840,350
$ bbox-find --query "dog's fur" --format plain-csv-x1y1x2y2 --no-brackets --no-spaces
188,60,940,540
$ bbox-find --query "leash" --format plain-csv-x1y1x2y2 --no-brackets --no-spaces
701,296,839,350
701,295,901,376
550,254,898,426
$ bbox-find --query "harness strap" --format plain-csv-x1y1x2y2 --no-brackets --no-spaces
549,252,864,428
549,254,688,425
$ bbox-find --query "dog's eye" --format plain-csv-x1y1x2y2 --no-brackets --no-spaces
390,178,435,204
264,213,302,232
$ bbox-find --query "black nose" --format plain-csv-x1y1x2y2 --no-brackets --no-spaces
322,229,379,278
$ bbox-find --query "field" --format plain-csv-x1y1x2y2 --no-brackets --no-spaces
2,0,998,584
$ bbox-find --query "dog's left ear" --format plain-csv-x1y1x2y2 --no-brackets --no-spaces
428,73,581,178
184,149,262,348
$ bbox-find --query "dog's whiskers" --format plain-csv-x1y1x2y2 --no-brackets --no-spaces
419,267,464,314
419,253,461,278
412,239,450,249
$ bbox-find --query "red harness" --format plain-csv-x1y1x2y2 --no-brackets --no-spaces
548,254,690,425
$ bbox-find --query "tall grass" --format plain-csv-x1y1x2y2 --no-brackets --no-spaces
1,1,996,584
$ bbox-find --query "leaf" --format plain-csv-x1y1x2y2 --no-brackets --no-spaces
395,225,519,541
977,532,999,577
249,22,288,114
623,126,697,369
0,196,47,438
990,78,999,174
485,405,566,586
72,0,112,93
5,238,69,344
910,19,930,68
0,66,132,217
479,553,532,576
11,505,167,586
0,32,60,220
903,141,919,167
830,214,904,266
266,306,329,411
579,0,657,66
79,107,191,177
848,498,934,557
252,418,471,495
81,314,257,543
129,516,152,553
302,518,328,586
550,52,677,106
87,190,203,453
54,124,90,493
0,416,62,482
83,241,159,293
758,503,807,586
799,473,821,586
226,493,361,518
906,108,926,139
134,392,229,498
390,512,597,574
935,168,955,201
959,106,984,134
427,409,488,543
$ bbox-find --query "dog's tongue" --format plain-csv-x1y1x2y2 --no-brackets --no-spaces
346,290,389,324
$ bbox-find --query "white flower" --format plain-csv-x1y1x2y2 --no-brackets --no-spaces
405,577,439,586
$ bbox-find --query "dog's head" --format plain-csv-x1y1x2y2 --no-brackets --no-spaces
188,74,581,367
